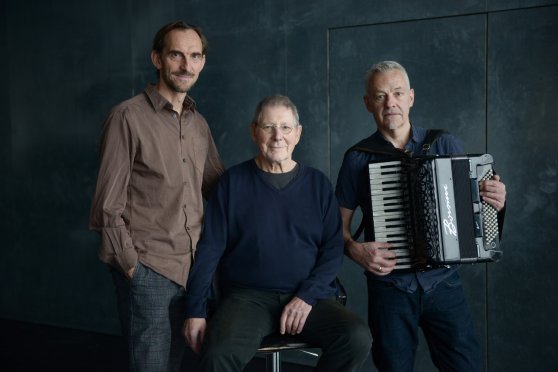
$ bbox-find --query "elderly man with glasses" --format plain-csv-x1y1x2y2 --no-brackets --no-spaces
183,95,371,372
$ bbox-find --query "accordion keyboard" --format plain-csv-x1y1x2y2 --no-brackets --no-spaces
369,161,414,270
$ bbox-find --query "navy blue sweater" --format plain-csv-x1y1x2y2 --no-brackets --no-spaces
185,159,343,318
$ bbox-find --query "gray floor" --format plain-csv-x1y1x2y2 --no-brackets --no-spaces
0,319,312,372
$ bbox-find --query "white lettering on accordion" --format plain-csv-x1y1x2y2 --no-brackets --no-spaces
443,184,457,237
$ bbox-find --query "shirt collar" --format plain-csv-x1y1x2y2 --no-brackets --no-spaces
371,124,427,154
144,84,197,113
372,124,422,146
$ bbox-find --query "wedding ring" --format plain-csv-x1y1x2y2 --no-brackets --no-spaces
378,265,382,272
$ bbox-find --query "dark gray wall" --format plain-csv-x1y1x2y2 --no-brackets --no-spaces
487,7,558,370
1,1,557,371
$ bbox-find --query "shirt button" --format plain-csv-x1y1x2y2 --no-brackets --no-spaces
182,158,186,162
172,113,177,118
181,135,185,140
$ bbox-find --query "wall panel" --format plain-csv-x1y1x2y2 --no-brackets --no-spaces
1,0,177,333
329,14,489,371
487,6,558,371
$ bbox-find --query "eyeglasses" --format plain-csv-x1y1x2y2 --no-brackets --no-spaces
257,124,298,134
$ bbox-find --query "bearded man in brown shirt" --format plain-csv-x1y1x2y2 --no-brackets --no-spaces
89,21,224,372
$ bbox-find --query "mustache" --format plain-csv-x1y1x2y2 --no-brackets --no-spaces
173,71,195,78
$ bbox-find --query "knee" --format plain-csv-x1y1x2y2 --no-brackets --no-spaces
200,336,252,370
201,336,235,360
332,320,372,359
347,321,373,355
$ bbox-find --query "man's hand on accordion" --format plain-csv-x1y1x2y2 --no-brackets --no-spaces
480,174,506,212
345,239,397,276
340,206,397,276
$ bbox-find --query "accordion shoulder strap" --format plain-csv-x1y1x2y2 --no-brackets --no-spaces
346,129,447,157
348,129,447,241
421,129,447,155
346,135,407,158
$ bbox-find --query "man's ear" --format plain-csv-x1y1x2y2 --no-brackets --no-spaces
199,54,206,72
294,124,302,145
363,95,373,113
151,50,162,70
250,122,257,142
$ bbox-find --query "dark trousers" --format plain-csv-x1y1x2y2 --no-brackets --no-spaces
200,287,372,372
367,271,481,372
111,262,187,372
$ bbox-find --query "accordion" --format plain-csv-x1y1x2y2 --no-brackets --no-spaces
368,154,502,270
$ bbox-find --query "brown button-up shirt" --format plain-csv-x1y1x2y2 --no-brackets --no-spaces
89,84,224,286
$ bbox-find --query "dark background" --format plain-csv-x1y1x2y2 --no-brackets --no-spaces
1,0,557,371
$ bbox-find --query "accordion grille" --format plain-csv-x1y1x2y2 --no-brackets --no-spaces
480,169,499,247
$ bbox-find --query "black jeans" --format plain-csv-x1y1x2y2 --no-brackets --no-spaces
200,287,371,372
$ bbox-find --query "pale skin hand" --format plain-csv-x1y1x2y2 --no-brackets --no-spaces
183,318,207,354
280,297,312,335
480,174,506,212
340,207,397,276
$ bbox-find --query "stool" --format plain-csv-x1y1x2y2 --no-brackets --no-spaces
257,333,319,372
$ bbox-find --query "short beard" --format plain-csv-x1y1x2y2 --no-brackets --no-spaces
388,121,403,131
161,70,196,93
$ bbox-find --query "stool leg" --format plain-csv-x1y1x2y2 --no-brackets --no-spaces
265,351,281,372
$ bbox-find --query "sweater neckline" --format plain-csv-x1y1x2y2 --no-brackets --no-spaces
251,159,303,192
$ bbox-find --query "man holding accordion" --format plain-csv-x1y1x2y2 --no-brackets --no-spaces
335,61,506,372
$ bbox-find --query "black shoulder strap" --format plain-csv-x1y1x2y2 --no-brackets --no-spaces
349,129,447,241
421,129,447,155
347,129,447,157
346,134,408,158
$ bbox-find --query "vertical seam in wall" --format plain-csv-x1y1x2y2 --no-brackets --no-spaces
484,10,490,372
284,17,288,94
326,28,331,179
283,0,289,94
129,0,136,97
